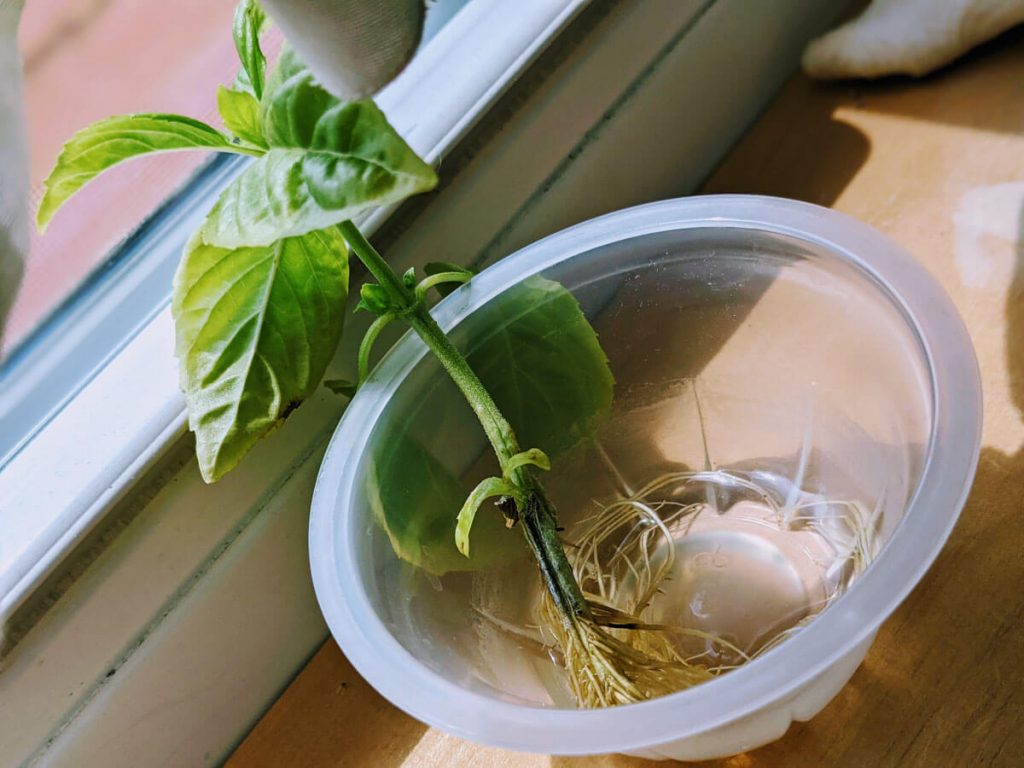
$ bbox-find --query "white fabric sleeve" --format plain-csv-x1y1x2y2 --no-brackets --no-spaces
259,0,424,98
803,0,1024,80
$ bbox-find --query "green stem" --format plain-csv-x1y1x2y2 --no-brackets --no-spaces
414,271,471,302
357,312,395,385
339,221,517,471
337,220,592,624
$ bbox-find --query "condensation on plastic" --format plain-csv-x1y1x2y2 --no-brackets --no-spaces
309,196,982,760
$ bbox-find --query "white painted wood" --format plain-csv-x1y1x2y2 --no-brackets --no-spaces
1,1,850,766
41,458,328,768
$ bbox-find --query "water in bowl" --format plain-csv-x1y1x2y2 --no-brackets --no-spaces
454,387,881,707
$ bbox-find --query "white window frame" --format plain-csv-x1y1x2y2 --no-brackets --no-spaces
0,0,849,765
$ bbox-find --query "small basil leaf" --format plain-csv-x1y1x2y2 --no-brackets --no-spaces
201,48,437,249
356,283,391,315
173,226,349,482
217,86,267,148
38,114,231,231
402,267,417,289
455,476,518,558
259,42,307,104
424,261,474,277
232,0,268,100
233,65,256,97
259,45,331,147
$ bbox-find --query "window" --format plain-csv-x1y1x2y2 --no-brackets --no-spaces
7,0,469,356
1,0,285,470
9,0,278,352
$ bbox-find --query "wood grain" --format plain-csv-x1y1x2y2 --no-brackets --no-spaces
228,27,1024,768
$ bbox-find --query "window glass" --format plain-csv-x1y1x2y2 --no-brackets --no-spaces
4,0,469,358
5,0,281,355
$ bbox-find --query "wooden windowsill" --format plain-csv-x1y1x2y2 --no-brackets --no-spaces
228,27,1024,768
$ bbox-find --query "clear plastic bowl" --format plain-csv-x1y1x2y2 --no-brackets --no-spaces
309,196,981,760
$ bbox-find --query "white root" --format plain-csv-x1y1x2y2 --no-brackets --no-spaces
542,468,880,706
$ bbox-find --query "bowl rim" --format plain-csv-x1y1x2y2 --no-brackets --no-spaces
309,194,982,755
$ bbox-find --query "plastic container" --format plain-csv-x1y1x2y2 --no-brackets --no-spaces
309,195,981,760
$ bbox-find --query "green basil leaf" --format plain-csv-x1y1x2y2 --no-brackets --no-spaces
232,0,268,100
38,114,231,231
466,276,615,457
425,261,474,277
368,430,522,576
201,48,437,249
356,283,391,315
455,476,518,558
233,64,257,97
402,267,417,289
259,44,314,126
173,226,348,482
217,86,267,148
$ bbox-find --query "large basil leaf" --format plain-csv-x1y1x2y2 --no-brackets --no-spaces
232,0,268,100
466,276,615,457
173,226,348,482
38,114,232,230
368,430,520,576
201,47,437,249
368,276,613,573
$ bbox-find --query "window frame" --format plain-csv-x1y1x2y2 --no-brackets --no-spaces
0,153,247,466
